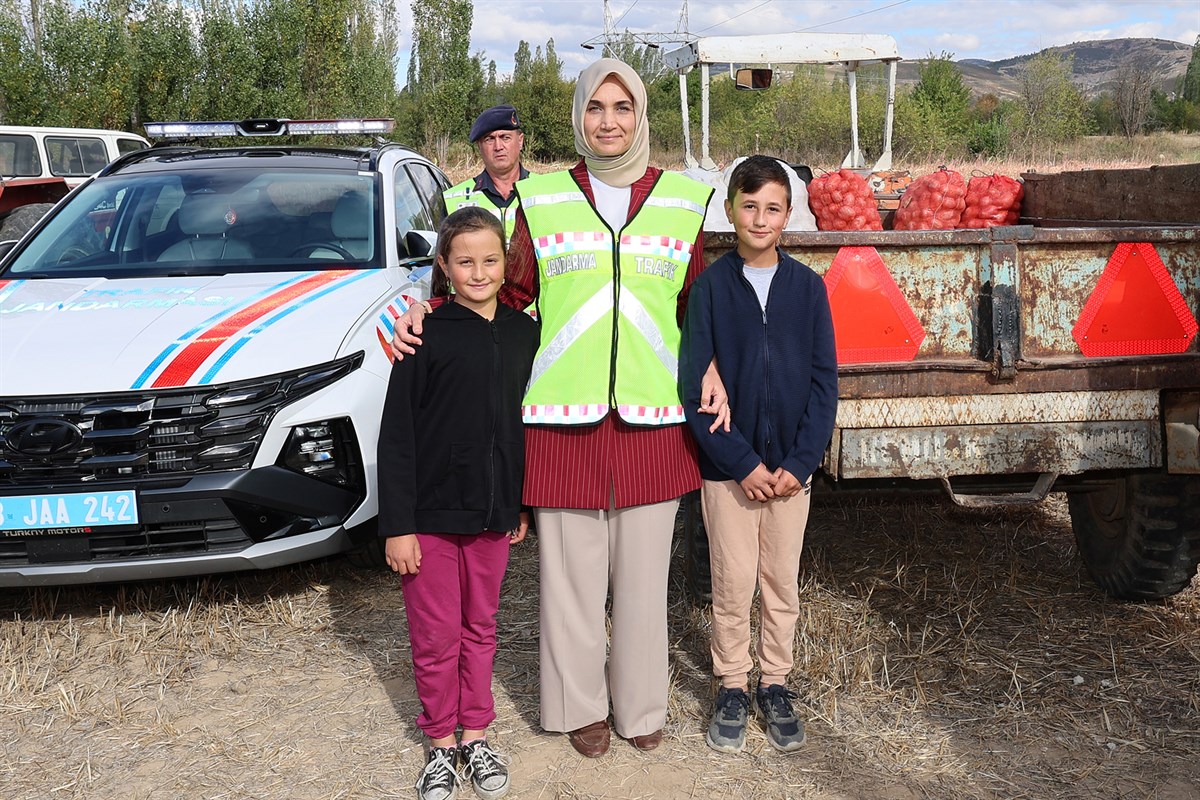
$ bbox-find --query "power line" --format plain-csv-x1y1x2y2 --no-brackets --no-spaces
792,0,913,33
695,0,775,34
694,0,914,37
612,0,639,28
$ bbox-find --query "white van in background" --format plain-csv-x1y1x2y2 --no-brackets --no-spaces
0,125,150,189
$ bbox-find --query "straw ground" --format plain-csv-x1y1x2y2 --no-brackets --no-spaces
2,491,1199,799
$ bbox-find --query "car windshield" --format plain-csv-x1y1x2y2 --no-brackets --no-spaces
3,166,380,277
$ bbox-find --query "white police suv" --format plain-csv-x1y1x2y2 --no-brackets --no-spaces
0,119,446,585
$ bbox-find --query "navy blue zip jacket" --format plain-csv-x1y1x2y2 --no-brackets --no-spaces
377,301,539,536
680,248,838,484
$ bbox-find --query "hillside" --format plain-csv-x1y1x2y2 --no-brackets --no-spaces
896,37,1194,99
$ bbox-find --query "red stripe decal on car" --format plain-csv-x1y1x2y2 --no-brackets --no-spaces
150,270,353,388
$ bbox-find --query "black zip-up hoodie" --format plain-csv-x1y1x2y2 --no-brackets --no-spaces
377,300,539,536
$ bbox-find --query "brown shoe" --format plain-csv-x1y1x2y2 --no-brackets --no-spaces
630,729,663,751
567,720,610,757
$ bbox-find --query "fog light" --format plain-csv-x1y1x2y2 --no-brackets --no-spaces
278,417,362,488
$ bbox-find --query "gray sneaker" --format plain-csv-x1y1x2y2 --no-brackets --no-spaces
706,686,751,753
755,684,806,752
459,738,510,799
416,745,460,800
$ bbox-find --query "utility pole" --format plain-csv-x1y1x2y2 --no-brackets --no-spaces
580,0,694,75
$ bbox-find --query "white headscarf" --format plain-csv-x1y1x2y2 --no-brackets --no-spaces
572,58,650,188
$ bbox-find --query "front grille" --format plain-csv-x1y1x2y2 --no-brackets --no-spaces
0,354,361,488
0,516,253,566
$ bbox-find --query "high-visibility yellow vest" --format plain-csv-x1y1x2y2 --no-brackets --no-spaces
443,178,521,241
516,169,712,426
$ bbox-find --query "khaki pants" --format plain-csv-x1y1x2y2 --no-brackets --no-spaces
535,498,678,738
701,479,811,689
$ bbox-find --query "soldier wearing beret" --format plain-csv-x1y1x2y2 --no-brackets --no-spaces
443,105,529,240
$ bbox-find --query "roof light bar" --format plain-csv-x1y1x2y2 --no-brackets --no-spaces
145,121,240,138
144,118,395,139
287,119,395,135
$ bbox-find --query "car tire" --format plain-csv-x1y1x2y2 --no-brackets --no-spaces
1069,472,1200,600
345,537,388,570
0,203,54,242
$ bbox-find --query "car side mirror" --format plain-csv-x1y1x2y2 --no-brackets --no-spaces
735,68,773,90
405,230,434,259
0,240,17,259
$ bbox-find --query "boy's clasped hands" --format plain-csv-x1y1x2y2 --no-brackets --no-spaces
740,464,804,501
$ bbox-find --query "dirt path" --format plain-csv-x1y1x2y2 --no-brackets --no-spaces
2,493,1198,799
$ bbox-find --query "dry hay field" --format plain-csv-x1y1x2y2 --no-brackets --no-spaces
2,492,1199,800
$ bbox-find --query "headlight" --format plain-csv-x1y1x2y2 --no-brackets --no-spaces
278,417,363,489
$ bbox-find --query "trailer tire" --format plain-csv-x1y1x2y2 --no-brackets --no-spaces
1069,473,1200,600
0,203,54,242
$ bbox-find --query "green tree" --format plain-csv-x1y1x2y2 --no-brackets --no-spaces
523,38,573,160
247,0,307,117
408,0,480,163
342,0,401,117
512,40,532,86
901,52,972,158
607,32,664,82
1150,89,1200,132
1180,35,1200,105
910,51,970,140
38,0,137,128
0,1,51,123
130,0,201,127
1013,51,1087,149
1087,92,1120,135
194,1,260,119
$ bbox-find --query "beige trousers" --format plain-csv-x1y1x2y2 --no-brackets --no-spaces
701,479,811,689
535,498,678,738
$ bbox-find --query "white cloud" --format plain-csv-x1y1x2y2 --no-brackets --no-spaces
394,0,1200,83
934,32,980,53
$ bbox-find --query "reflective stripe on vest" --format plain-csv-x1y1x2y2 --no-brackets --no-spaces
443,179,520,240
516,170,712,426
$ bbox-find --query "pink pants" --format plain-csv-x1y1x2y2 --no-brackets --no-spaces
401,530,511,739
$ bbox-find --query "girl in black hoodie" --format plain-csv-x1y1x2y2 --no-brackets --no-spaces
378,207,538,800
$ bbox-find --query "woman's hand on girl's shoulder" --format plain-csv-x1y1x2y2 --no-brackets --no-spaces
385,534,422,574
389,300,433,361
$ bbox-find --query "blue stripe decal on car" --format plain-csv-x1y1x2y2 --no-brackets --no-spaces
378,311,395,336
197,270,374,384
131,273,318,389
0,280,24,304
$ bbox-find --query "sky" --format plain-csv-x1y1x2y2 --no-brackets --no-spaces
397,0,1200,78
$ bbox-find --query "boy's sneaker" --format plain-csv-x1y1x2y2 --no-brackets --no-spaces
705,686,751,753
755,684,806,752
416,745,460,800
459,738,511,800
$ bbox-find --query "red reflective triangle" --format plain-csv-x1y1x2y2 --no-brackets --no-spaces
1073,242,1198,357
824,246,925,363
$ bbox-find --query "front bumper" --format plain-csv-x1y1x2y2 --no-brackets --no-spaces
0,465,362,587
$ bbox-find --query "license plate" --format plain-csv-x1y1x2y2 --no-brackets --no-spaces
0,489,139,535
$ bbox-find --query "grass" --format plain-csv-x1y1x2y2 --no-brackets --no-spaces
2,493,1198,799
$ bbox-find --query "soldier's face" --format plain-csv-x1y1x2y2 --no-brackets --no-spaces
479,130,523,175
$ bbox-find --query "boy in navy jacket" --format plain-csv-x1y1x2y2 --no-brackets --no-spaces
681,156,838,755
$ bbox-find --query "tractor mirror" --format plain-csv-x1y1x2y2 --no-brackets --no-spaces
735,68,773,90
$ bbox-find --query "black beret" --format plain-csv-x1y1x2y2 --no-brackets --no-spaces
469,105,521,143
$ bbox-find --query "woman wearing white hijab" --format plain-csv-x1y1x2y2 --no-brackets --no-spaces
393,58,722,757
